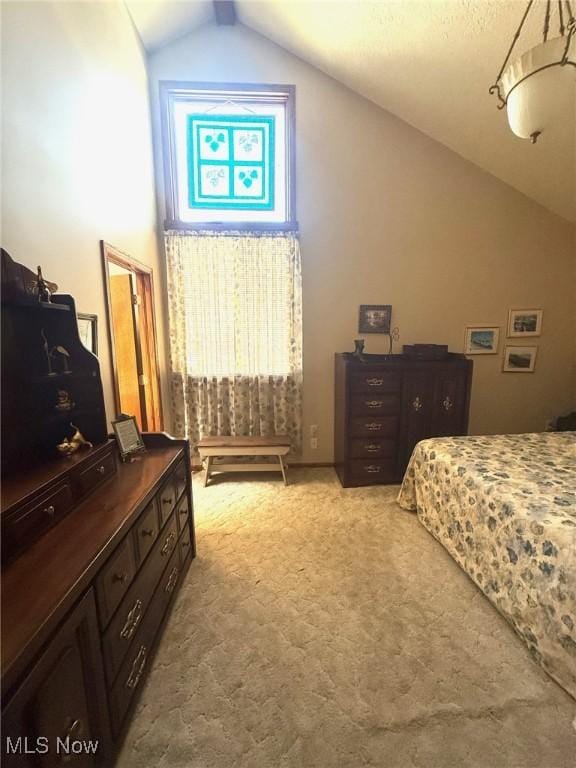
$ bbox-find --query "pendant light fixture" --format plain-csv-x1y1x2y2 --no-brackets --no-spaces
489,0,575,143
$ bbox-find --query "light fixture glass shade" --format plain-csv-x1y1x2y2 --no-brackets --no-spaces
501,35,575,139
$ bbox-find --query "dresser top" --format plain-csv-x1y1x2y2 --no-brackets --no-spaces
335,352,470,367
1,444,184,692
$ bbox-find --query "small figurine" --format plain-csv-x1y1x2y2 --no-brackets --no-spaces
41,329,72,375
56,423,93,457
41,329,56,376
352,339,366,362
52,345,71,374
36,265,52,303
55,389,74,412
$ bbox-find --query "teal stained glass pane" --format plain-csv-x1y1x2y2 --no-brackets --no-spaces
187,114,275,210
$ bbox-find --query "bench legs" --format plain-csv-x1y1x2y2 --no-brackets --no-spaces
204,456,212,487
279,455,288,486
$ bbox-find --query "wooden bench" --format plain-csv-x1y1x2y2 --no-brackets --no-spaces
197,435,291,487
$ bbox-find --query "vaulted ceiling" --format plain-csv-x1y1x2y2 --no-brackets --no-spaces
126,0,576,223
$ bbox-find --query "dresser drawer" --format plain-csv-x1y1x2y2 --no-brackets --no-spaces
350,371,401,393
349,458,397,482
134,499,160,565
175,494,190,534
96,537,137,628
349,416,398,437
109,547,181,734
157,475,177,528
75,448,116,498
348,438,396,459
2,482,73,563
179,524,192,566
174,460,188,502
103,513,177,683
350,393,400,416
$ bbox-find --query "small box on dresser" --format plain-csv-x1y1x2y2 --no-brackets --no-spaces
334,353,473,487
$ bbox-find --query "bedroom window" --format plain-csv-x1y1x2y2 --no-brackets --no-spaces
160,82,295,229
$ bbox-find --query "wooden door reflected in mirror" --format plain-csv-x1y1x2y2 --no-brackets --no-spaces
101,242,163,432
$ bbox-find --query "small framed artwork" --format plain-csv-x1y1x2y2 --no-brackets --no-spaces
464,326,500,355
112,415,146,459
77,313,98,355
359,305,392,334
502,345,538,373
508,308,543,337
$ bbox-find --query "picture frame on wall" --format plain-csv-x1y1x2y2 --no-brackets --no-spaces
358,304,392,334
77,313,98,355
464,326,500,355
507,308,543,337
502,345,538,373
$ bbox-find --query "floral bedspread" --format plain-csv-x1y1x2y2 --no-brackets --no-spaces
398,432,576,700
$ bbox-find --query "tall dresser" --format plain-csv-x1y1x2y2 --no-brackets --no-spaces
334,353,473,487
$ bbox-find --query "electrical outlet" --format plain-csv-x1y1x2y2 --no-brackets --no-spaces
310,437,319,450
309,424,318,438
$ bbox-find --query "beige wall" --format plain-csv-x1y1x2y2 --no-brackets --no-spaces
1,1,169,426
148,23,575,462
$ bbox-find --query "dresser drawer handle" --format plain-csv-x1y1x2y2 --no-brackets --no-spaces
161,532,176,557
366,378,384,386
365,465,382,473
126,645,147,689
365,444,380,452
59,718,84,763
165,566,179,595
162,497,173,506
96,465,106,475
120,598,143,641
412,396,423,412
443,395,453,411
365,422,382,431
44,504,56,517
366,400,384,408
141,527,155,538
112,572,128,584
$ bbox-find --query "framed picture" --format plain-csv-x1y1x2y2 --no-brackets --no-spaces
507,309,543,337
502,345,538,373
112,415,146,459
77,313,98,355
464,326,500,355
358,304,392,334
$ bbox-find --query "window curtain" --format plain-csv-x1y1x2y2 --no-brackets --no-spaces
165,231,303,453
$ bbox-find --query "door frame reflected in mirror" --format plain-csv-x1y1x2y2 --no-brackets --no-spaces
101,241,163,432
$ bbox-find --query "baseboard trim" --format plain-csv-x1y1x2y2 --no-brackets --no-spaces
289,462,334,468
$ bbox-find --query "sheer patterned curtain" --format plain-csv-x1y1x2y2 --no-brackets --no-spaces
165,231,303,452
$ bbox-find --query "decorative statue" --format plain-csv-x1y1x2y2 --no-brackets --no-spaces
41,329,72,375
352,339,366,362
56,424,93,457
52,345,71,374
36,265,52,303
55,390,74,412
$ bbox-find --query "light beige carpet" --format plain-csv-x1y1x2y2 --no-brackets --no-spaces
117,469,576,768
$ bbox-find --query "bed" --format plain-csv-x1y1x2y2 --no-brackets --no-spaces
398,431,576,700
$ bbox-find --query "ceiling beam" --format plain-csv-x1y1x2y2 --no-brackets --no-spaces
213,0,236,26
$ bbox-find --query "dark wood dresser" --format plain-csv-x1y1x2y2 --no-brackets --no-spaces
335,353,473,487
1,433,195,766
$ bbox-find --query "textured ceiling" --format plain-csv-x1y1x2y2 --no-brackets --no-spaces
126,0,576,223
